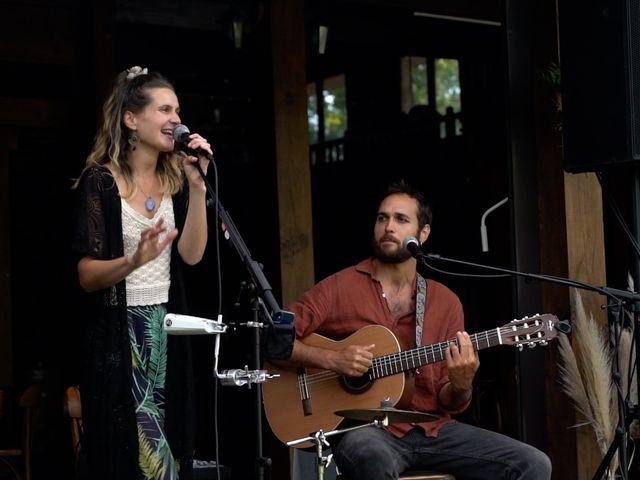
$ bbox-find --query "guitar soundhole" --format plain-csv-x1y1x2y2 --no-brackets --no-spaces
339,375,373,394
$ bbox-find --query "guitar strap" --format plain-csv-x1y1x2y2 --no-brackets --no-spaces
415,273,427,347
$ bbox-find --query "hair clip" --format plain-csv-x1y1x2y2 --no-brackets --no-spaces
126,66,148,80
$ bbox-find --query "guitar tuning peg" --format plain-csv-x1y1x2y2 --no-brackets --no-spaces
539,340,548,346
528,342,536,348
518,344,524,351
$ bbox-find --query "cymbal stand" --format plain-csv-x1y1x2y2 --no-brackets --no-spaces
287,417,389,480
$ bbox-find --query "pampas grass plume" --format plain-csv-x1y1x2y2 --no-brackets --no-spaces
558,289,617,475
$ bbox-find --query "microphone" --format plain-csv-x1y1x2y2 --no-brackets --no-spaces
402,236,424,259
172,124,213,161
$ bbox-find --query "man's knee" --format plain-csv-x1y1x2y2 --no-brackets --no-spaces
520,447,552,480
333,432,399,479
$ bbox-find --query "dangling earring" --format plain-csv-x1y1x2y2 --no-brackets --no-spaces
128,133,140,150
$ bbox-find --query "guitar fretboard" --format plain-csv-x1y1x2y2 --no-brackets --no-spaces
369,326,506,379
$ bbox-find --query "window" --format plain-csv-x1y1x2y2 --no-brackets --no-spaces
307,74,347,164
401,56,462,138
400,56,429,111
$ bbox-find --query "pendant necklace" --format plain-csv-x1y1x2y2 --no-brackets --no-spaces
136,179,156,213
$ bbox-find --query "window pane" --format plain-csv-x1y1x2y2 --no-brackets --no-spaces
435,58,461,115
411,57,428,107
323,74,347,141
400,56,428,113
307,82,319,144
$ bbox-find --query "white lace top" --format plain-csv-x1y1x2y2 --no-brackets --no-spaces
121,195,174,306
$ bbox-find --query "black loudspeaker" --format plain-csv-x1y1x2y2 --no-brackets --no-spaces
559,0,640,173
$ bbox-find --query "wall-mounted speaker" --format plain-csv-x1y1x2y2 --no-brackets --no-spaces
559,0,640,173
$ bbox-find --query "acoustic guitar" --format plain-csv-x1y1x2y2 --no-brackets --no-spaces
262,313,560,448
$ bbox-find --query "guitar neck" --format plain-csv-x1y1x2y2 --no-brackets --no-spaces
370,327,503,379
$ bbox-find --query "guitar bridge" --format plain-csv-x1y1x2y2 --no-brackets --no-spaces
298,368,313,416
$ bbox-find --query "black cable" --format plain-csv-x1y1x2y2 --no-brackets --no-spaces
419,260,511,279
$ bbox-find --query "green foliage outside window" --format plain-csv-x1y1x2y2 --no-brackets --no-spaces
307,75,347,144
411,60,428,106
435,58,461,115
323,84,347,141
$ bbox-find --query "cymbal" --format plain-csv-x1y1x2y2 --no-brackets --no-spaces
334,407,439,424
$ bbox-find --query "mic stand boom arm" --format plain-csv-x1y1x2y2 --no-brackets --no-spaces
422,252,640,303
195,161,292,327
194,161,295,359
420,252,639,480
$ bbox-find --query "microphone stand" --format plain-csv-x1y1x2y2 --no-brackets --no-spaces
416,251,639,480
192,161,295,480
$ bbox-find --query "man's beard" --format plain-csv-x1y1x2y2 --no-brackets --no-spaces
371,236,413,264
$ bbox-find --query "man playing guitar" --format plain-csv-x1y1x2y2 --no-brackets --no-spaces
267,180,552,479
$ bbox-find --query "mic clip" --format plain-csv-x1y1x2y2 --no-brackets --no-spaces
217,366,280,387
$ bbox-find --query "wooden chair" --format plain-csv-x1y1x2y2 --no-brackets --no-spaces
0,384,41,480
62,386,83,476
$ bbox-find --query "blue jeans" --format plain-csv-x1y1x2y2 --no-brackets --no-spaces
331,421,552,480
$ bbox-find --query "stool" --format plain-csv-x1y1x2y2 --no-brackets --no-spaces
398,475,454,480
338,473,454,480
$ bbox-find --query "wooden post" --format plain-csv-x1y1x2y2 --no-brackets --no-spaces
564,171,609,479
270,0,315,307
0,130,12,387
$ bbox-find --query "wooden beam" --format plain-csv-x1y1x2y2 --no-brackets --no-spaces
0,97,69,128
0,4,74,65
270,0,315,307
563,171,608,480
0,130,13,386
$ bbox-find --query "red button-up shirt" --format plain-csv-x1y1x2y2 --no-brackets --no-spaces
290,258,469,438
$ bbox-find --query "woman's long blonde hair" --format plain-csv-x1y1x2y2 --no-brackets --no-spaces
74,67,184,197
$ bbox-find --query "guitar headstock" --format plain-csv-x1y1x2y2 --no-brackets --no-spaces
501,313,561,350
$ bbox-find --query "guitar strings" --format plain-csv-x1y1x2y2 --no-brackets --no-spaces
296,321,550,389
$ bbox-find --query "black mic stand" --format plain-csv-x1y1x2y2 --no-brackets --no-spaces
193,162,295,480
415,251,639,480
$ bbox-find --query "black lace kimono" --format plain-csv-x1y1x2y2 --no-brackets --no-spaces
72,166,195,480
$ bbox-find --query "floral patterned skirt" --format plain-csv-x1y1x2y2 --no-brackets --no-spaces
127,304,179,480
